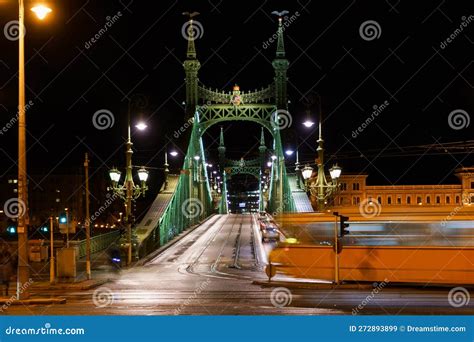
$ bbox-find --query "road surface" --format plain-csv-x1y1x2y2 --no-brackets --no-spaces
2,214,472,315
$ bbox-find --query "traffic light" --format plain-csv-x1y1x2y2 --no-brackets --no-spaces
59,212,67,224
339,215,350,237
59,211,68,233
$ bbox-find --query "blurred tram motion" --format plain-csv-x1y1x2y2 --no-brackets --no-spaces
268,219,474,285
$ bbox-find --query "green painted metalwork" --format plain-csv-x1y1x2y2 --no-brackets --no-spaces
152,112,213,246
74,230,121,259
218,172,229,214
137,15,302,255
197,104,277,137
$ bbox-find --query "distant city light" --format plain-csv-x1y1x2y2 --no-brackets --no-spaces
271,155,277,160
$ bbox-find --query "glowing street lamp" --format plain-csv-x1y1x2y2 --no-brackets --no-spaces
169,151,178,157
31,4,52,20
303,119,315,128
135,122,147,131
301,165,313,180
329,164,342,180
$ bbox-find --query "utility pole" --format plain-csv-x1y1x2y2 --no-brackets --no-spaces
17,0,30,300
49,216,55,284
84,153,92,280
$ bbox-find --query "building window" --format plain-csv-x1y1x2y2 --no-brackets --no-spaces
407,196,411,205
417,196,422,205
357,197,360,204
397,196,401,204
426,196,431,204
446,196,450,204
377,196,382,204
352,183,360,191
339,197,344,205
455,196,460,204
436,196,441,204
471,182,474,189
340,183,347,191
387,196,392,205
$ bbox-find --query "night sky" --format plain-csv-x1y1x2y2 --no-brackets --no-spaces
0,0,472,196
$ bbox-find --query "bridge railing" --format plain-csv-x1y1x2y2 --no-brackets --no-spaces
74,230,121,259
137,112,213,258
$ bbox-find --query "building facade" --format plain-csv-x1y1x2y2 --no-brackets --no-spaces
331,167,474,208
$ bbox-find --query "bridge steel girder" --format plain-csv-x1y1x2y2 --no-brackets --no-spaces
196,104,277,138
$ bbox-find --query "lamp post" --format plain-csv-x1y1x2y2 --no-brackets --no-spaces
300,107,342,211
108,103,149,265
16,1,52,300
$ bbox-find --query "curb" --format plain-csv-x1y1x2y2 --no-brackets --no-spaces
0,297,66,305
253,280,474,290
32,279,109,291
252,280,375,290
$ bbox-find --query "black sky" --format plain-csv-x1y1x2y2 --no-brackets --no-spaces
0,0,472,192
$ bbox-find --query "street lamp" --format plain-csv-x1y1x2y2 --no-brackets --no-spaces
301,165,313,180
329,164,342,180
108,102,149,265
301,98,342,210
31,4,52,19
15,0,52,301
135,122,147,131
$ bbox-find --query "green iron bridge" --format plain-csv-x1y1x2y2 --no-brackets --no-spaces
134,16,313,258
